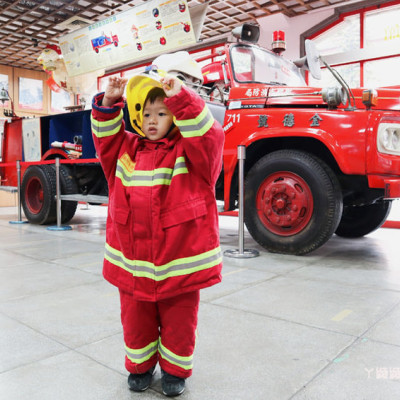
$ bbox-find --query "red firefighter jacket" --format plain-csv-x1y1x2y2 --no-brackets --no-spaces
91,86,224,301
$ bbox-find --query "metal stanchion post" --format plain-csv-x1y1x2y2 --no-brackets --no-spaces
47,158,72,231
9,160,28,224
56,157,61,227
224,146,259,258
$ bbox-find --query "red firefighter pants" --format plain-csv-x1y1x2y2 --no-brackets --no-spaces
119,289,200,379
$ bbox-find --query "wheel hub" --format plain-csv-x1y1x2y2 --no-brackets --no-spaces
256,172,313,236
26,177,44,214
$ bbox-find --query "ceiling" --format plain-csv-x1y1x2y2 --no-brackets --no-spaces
0,0,362,73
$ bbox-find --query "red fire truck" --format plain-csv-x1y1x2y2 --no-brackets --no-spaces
201,24,400,255
1,24,400,255
91,32,119,53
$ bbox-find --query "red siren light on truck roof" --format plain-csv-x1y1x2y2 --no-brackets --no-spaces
272,30,286,54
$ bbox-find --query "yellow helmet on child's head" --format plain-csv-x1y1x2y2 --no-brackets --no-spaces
126,69,167,137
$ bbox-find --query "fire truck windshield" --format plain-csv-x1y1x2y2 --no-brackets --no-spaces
230,44,306,86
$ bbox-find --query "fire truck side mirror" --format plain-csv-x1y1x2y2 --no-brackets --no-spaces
293,39,321,80
232,23,260,44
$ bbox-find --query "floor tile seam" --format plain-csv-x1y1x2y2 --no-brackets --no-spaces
361,336,400,349
74,330,123,351
203,269,400,305
201,275,283,303
359,297,400,340
31,226,107,243
2,231,99,247
0,250,65,264
0,346,124,377
0,278,105,305
49,262,104,276
0,260,39,268
1,311,125,369
0,310,75,346
2,222,106,244
287,335,362,400
235,264,309,277
0,313,74,375
0,348,73,375
73,349,127,377
288,298,400,399
203,301,358,339
39,259,105,278
10,248,106,262
260,272,400,294
0,257,103,275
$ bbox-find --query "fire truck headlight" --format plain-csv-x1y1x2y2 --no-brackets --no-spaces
377,123,400,155
393,130,400,148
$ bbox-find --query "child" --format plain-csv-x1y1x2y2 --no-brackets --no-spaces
91,71,224,396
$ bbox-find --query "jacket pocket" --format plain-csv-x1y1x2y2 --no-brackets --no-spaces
114,207,130,225
113,207,132,255
161,197,207,229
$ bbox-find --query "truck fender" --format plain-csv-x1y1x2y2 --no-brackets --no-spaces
242,127,364,175
42,148,69,160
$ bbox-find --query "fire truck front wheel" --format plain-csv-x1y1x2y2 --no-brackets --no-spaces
335,200,392,238
244,150,343,255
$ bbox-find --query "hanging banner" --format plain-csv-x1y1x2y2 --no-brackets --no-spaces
58,0,196,77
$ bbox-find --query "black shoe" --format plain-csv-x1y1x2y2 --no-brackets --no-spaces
128,366,155,392
161,369,185,397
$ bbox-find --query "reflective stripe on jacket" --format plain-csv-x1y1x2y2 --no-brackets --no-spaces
91,86,224,301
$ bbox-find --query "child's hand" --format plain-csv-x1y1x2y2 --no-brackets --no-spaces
161,75,182,98
103,76,128,107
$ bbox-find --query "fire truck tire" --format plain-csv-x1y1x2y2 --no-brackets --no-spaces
244,150,343,255
21,164,78,225
335,200,392,238
22,165,57,225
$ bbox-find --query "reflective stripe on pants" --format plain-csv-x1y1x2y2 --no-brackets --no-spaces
119,289,200,378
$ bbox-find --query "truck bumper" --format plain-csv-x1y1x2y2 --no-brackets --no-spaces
368,175,400,199
384,179,400,199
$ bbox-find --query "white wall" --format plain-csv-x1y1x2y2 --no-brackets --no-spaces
257,9,334,61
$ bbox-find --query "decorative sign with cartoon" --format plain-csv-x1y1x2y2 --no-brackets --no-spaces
58,0,196,77
37,45,103,96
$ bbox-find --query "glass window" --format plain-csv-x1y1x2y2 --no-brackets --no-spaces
308,63,360,88
18,77,43,110
364,56,400,87
230,45,306,86
308,3,400,88
313,15,360,56
364,5,400,48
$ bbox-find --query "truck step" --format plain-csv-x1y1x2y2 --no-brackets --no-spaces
0,186,18,193
60,194,108,204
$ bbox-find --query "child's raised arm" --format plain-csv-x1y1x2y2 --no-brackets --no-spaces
103,76,128,107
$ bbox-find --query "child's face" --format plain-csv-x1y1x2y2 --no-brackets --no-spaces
142,97,174,141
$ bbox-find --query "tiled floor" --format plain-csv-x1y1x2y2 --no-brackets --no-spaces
1,203,400,400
